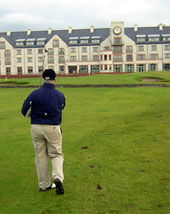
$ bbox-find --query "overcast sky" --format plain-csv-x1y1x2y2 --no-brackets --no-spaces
0,0,168,32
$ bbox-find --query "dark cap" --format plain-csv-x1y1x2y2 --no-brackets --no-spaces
42,69,56,80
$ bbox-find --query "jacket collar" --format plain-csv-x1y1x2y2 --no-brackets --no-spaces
42,82,55,88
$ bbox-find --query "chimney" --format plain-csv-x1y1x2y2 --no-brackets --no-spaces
134,24,138,32
27,29,32,35
158,23,164,31
68,26,72,34
7,30,11,36
48,28,52,34
90,25,94,33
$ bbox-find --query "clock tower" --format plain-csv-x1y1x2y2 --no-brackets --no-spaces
110,21,124,44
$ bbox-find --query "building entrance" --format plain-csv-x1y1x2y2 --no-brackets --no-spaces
137,64,146,72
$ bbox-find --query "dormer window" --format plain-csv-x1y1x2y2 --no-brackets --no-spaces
16,39,25,47
26,38,36,46
69,37,79,45
162,34,170,42
91,39,100,44
69,40,78,44
148,34,160,42
136,35,146,43
80,40,89,44
36,38,46,46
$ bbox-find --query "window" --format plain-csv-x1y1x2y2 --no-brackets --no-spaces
28,67,33,73
148,37,159,42
93,55,99,61
0,42,5,49
137,54,146,60
80,40,88,44
113,65,123,72
48,56,54,64
93,47,99,52
137,64,146,72
38,49,43,54
82,47,87,53
164,45,170,51
59,56,65,63
59,66,65,73
148,64,157,71
38,66,43,73
79,66,88,73
27,49,32,55
27,57,32,63
81,55,87,61
53,39,59,47
70,56,76,62
5,58,11,65
151,45,157,51
113,46,123,53
109,55,111,60
6,67,11,75
69,40,78,44
126,54,133,62
26,41,34,46
136,37,145,43
104,65,108,70
91,39,100,44
17,67,22,74
138,46,144,52
113,55,122,62
164,53,170,59
150,54,158,60
91,65,99,73
163,64,170,71
37,41,45,46
113,37,122,45
48,49,54,55
58,48,65,55
16,42,24,47
70,48,76,53
5,50,11,57
104,55,107,61
125,64,134,72
17,49,22,55
163,37,170,42
126,46,133,53
38,57,44,62
17,58,22,63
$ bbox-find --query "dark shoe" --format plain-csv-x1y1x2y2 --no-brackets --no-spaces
54,178,64,195
39,185,52,191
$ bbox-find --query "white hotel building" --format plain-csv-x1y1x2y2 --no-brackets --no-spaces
0,21,170,75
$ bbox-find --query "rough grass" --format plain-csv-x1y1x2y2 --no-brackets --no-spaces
1,71,170,86
0,87,170,213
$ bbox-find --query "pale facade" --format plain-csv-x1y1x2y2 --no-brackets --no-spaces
0,21,170,75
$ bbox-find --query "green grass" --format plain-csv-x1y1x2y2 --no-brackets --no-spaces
1,71,170,86
0,86,170,213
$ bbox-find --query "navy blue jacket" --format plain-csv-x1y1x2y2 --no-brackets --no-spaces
21,83,65,125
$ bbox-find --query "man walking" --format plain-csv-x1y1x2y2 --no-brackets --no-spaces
21,69,65,195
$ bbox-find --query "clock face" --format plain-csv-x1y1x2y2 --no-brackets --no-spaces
113,26,122,35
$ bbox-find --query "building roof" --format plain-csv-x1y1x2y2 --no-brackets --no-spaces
0,25,170,48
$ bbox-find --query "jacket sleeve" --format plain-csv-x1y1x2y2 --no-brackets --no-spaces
21,93,33,117
62,95,66,110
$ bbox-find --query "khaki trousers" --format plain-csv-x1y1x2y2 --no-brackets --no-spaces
31,124,64,189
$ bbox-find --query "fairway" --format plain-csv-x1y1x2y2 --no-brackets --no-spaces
0,87,170,213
